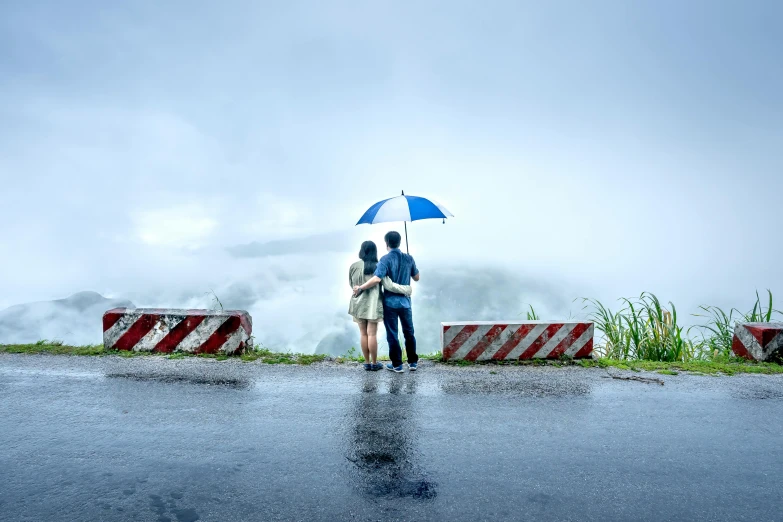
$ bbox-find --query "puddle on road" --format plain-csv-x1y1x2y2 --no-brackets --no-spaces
439,378,591,397
149,493,201,522
731,387,783,400
0,368,103,380
106,373,251,389
342,376,437,501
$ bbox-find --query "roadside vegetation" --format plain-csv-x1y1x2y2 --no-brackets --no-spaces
2,291,781,375
582,290,781,362
4,342,780,375
582,357,783,375
442,356,783,375
0,342,444,365
0,341,331,364
0,340,105,356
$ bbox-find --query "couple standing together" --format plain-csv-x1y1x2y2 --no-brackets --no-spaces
349,231,419,373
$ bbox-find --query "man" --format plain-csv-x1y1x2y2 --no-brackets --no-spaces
353,231,420,373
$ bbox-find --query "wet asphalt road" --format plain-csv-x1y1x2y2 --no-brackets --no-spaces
1,355,783,522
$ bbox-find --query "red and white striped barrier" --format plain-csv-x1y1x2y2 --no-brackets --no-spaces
441,321,594,361
102,308,252,355
731,322,783,362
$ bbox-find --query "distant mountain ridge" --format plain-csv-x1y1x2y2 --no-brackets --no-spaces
0,291,135,345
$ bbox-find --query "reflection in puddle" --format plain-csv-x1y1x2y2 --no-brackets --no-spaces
106,373,250,389
344,376,437,500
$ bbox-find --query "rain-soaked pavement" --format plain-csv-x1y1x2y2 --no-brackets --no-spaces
1,354,783,522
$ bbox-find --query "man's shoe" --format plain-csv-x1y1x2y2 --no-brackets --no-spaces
408,362,418,371
386,363,404,373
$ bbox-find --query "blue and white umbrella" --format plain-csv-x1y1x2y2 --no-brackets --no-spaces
356,191,454,252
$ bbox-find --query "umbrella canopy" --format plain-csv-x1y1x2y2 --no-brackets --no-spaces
356,193,453,225
355,192,453,253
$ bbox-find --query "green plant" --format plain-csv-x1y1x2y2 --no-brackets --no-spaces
690,304,737,357
0,342,104,356
691,290,782,357
585,290,782,363
584,293,697,362
585,357,783,375
743,289,780,322
581,297,628,359
207,289,224,312
523,305,540,321
239,346,328,365
34,339,64,346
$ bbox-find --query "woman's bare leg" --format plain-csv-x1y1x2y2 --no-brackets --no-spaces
367,321,378,364
358,320,370,362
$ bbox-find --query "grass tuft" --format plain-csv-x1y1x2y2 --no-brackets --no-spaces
584,290,783,362
1,342,105,356
689,290,782,357
239,348,328,365
580,357,783,375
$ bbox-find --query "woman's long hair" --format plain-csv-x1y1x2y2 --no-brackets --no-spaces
359,241,379,275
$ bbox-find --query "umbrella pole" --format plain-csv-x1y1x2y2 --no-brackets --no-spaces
401,189,409,254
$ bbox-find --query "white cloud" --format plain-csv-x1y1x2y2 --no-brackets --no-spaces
132,205,217,249
1,0,782,347
239,194,317,240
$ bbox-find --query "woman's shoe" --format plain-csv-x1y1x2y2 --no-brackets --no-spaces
372,363,384,371
363,363,372,371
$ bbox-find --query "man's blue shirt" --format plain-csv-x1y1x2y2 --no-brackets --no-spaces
374,248,418,309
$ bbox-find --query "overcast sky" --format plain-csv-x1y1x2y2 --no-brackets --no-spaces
1,1,781,348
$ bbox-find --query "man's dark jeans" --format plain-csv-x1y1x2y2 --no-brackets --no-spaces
383,305,418,367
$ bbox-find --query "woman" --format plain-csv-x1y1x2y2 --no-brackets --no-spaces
349,241,412,371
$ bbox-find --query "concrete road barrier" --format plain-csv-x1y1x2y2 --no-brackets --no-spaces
731,322,783,361
103,308,252,355
441,321,594,361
